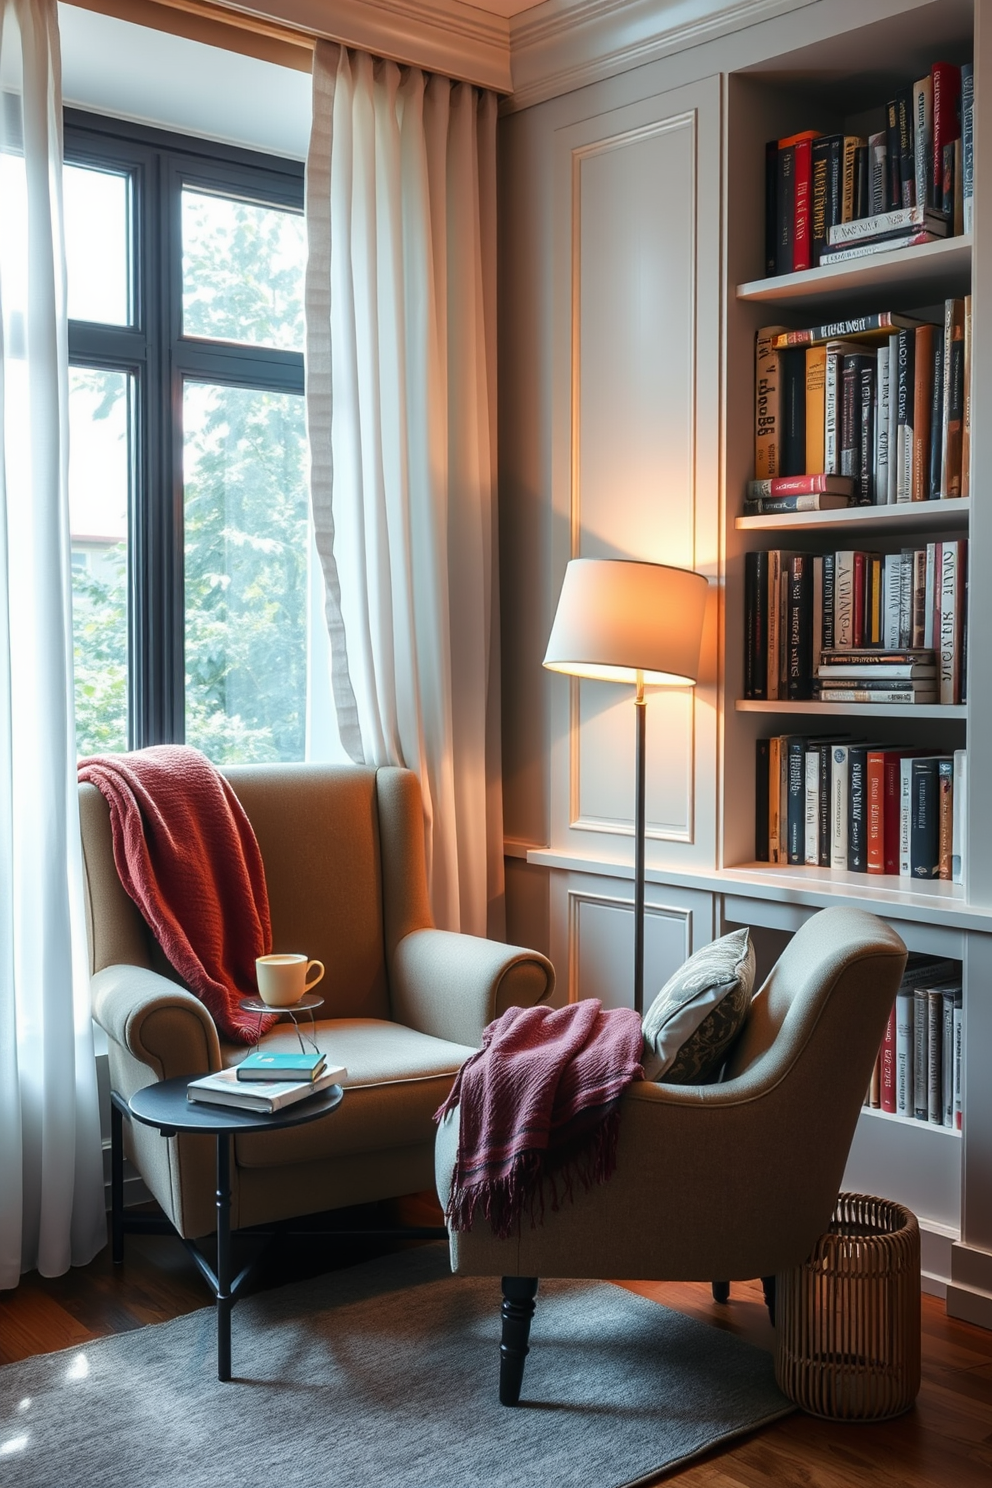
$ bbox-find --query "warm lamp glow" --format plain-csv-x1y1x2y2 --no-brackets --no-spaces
543,558,707,686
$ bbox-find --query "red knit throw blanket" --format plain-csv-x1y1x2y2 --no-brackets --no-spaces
78,746,274,1044
435,1000,644,1239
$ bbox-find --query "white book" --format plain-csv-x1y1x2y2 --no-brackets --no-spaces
887,334,899,504
953,998,964,1129
830,744,851,869
804,748,820,866
899,757,913,876
834,551,855,649
898,550,912,648
924,543,937,650
952,749,967,884
824,343,844,475
942,988,956,1128
882,554,901,649
876,342,890,501
939,541,962,704
895,989,914,1117
817,689,937,704
187,1062,346,1115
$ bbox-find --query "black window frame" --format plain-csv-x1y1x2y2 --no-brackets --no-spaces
64,110,306,749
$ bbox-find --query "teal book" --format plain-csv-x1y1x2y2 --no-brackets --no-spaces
236,1050,326,1083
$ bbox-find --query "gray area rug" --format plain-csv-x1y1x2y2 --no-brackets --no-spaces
0,1245,792,1487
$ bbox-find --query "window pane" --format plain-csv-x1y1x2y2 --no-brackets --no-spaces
181,190,305,352
183,382,309,763
64,165,131,325
69,367,131,755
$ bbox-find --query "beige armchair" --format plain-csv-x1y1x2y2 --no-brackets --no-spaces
434,906,907,1404
79,762,554,1246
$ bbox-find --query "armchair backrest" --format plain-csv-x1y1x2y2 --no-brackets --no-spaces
724,906,907,1091
79,761,435,1022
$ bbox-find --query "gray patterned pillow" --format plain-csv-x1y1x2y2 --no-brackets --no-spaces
641,928,755,1084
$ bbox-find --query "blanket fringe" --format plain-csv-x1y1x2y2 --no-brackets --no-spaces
445,1103,623,1240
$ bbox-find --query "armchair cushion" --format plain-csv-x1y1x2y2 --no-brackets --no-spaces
641,927,755,1083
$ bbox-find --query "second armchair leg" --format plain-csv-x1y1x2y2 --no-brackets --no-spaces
499,1276,538,1406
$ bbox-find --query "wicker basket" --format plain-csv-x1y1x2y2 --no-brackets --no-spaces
775,1192,921,1420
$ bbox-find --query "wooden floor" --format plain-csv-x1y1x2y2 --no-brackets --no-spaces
2,1197,991,1487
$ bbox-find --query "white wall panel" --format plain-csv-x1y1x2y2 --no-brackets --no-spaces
549,872,714,1010
549,74,721,871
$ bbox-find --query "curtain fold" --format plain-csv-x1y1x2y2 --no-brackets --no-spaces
0,0,106,1288
305,43,503,939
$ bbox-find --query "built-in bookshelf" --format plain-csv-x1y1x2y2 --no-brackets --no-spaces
723,0,974,908
711,0,987,1308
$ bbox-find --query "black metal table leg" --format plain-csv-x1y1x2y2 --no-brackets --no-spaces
216,1133,233,1381
111,1098,125,1265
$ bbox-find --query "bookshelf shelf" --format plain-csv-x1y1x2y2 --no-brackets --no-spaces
736,235,972,314
735,701,967,720
725,859,965,909
860,1106,962,1138
736,498,970,535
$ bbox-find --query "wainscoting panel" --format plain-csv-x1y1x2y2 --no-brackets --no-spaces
549,872,715,1010
548,73,721,871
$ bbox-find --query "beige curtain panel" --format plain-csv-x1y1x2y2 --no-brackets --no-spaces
304,43,502,940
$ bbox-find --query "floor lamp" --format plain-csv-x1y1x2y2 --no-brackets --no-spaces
543,558,708,1017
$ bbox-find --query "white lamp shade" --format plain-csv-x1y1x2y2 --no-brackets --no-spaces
543,558,707,686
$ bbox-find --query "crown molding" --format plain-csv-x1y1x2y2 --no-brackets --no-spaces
226,0,513,90
505,0,816,112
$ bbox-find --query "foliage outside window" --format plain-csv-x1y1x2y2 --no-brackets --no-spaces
65,119,309,763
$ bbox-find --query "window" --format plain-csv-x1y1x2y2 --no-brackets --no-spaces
65,113,312,762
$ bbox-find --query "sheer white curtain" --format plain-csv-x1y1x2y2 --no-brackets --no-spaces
0,0,105,1288
305,44,503,939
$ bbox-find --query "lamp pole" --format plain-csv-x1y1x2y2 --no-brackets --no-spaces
633,672,646,1018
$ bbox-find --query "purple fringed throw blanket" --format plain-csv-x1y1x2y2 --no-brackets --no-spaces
435,1000,644,1239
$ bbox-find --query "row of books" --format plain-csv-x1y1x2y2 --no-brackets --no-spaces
755,739,966,881
765,60,973,276
752,304,971,502
742,543,967,704
865,956,963,1128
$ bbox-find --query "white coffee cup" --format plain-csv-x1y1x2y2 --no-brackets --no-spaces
255,954,325,1008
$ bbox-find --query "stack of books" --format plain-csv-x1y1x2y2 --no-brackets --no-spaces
815,649,937,706
752,304,971,506
866,955,963,1128
755,739,966,881
187,1051,347,1115
765,59,973,276
743,542,967,704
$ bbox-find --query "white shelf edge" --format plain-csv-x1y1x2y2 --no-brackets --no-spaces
860,1106,962,1138
735,498,970,534
736,235,972,304
523,848,992,931
735,700,967,719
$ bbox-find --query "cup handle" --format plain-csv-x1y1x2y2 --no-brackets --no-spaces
304,959,325,993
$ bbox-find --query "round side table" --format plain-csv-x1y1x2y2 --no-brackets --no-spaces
125,1075,343,1382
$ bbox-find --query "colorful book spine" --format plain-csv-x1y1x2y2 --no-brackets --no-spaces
931,63,961,211
895,328,915,502
962,63,974,234
913,74,933,216
805,345,827,474
754,326,786,480
911,324,934,502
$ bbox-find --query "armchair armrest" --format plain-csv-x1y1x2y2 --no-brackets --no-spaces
390,929,555,1048
92,964,222,1082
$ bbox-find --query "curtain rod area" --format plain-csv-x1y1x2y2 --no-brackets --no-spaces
64,0,514,91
